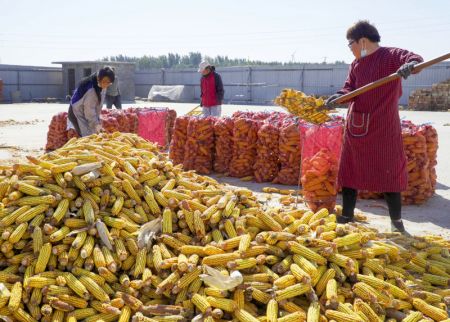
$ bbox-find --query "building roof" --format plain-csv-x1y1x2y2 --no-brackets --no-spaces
52,61,135,65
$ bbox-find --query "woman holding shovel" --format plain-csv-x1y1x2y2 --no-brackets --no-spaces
326,20,423,234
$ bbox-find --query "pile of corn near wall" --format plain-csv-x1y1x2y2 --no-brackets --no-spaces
0,132,449,322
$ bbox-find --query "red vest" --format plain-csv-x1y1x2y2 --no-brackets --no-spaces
201,72,218,107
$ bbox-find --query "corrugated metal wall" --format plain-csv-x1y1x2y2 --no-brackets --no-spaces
0,65,63,102
135,62,450,105
1,62,449,105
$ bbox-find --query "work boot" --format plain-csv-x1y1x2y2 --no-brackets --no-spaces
337,215,354,224
390,219,411,237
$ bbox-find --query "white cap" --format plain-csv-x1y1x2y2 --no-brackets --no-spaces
198,61,210,73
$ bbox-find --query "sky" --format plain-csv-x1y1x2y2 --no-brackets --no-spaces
0,0,449,67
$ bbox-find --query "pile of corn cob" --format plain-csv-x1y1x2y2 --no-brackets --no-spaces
274,89,332,125
0,132,449,322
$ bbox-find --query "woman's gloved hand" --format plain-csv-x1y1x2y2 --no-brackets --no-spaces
325,93,343,107
95,124,103,133
397,61,419,79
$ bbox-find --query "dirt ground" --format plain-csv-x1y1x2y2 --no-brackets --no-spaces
0,102,449,238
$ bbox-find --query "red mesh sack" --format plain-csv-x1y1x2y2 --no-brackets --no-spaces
300,121,343,212
183,117,215,174
213,117,234,173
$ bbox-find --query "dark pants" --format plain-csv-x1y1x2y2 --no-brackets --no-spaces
342,187,402,221
105,94,122,109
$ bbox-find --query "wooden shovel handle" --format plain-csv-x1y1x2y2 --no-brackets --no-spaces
330,52,450,105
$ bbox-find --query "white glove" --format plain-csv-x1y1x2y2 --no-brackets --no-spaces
325,93,343,107
95,124,103,133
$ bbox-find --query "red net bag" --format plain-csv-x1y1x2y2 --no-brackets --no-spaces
213,117,234,173
137,109,168,147
273,118,301,185
169,116,189,165
101,115,120,133
167,109,178,144
418,124,438,194
45,112,69,150
254,123,280,182
229,118,259,178
300,121,343,212
183,117,215,174
401,125,431,205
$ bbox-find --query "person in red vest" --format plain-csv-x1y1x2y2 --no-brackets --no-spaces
326,20,423,235
198,61,224,116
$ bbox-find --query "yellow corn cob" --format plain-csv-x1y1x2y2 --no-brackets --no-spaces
8,281,22,311
68,308,97,320
422,273,450,286
15,204,49,223
288,241,327,265
356,274,408,299
206,296,237,312
307,301,321,322
257,210,283,232
122,179,141,204
64,272,89,300
202,252,241,266
266,298,278,322
50,198,69,224
51,162,78,174
133,247,147,277
26,276,57,288
79,275,110,302
193,210,205,237
412,298,448,321
315,268,335,296
273,274,297,289
34,242,52,273
15,181,46,196
8,222,28,243
325,309,363,322
275,283,311,301
162,208,173,234
277,312,306,322
354,299,382,322
49,226,70,243
248,287,270,304
80,235,95,259
191,293,211,313
13,307,39,322
235,308,260,322
0,205,31,226
353,282,390,305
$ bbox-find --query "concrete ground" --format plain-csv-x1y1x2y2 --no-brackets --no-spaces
0,102,449,238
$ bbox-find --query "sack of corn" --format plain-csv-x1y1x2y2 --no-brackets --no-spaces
300,122,343,212
183,117,215,174
45,112,69,151
254,123,279,183
229,118,259,178
273,118,302,185
213,117,234,174
169,116,190,166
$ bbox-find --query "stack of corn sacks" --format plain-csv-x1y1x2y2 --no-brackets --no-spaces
0,132,449,322
274,89,332,125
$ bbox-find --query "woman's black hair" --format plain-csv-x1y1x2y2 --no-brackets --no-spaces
76,66,115,103
346,20,381,43
98,66,115,83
